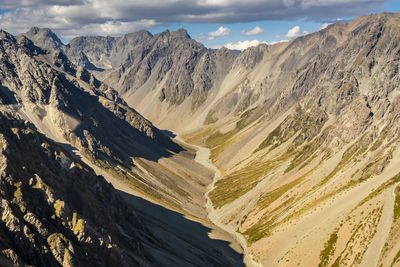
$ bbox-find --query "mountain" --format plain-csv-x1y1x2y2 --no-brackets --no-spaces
21,11,400,266
184,12,400,266
0,111,157,266
4,29,215,215
0,110,245,266
23,28,239,131
24,27,64,51
24,27,153,72
0,29,244,265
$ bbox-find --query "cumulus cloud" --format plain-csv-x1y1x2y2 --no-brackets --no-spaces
224,39,289,51
241,26,265,36
208,26,230,40
224,40,266,50
0,0,390,39
320,23,332,30
267,39,289,45
285,25,309,38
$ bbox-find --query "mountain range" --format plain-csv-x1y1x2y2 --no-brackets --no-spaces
0,11,400,267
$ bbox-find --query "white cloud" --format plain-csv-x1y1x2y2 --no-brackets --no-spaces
224,39,289,51
267,39,289,45
208,26,230,40
241,26,264,36
224,40,266,51
320,23,332,30
0,0,391,39
285,25,309,38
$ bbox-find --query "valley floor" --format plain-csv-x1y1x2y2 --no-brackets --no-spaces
179,135,261,267
72,132,247,266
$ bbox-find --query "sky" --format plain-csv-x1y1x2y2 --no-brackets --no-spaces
0,0,399,51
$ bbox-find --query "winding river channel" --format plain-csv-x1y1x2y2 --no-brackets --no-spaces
175,135,260,267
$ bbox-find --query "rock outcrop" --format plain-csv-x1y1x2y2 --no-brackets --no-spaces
0,111,154,266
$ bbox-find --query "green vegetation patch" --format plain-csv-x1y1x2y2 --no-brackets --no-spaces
244,165,317,243
209,160,277,209
255,106,327,153
319,230,339,267
284,129,329,173
257,176,306,212
318,134,370,187
354,172,400,212
204,111,218,125
206,108,257,160
182,127,214,146
370,125,389,151
394,185,400,222
392,249,400,266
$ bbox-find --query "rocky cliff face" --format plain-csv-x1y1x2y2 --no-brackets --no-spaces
0,112,151,266
1,30,185,204
23,28,239,114
68,30,153,71
103,29,238,107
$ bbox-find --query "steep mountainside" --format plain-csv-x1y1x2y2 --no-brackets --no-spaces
2,29,211,215
0,30,244,266
24,27,154,72
184,12,400,266
0,111,158,266
22,11,400,266
23,28,239,129
0,111,243,266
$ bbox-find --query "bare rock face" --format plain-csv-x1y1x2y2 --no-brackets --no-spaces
23,28,239,110
24,27,64,51
68,30,153,70
1,31,177,167
101,29,238,108
0,112,149,266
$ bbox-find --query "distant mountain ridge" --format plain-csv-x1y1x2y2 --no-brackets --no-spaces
23,27,239,109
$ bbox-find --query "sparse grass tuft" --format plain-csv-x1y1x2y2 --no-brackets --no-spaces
209,160,277,208
370,125,389,151
354,172,400,211
72,212,85,234
206,108,256,160
318,134,370,187
255,107,327,154
394,185,400,222
319,230,339,267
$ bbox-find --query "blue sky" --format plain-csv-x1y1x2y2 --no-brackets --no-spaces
0,0,399,50
150,0,400,49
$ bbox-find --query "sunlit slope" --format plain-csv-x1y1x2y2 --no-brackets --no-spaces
184,12,400,266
